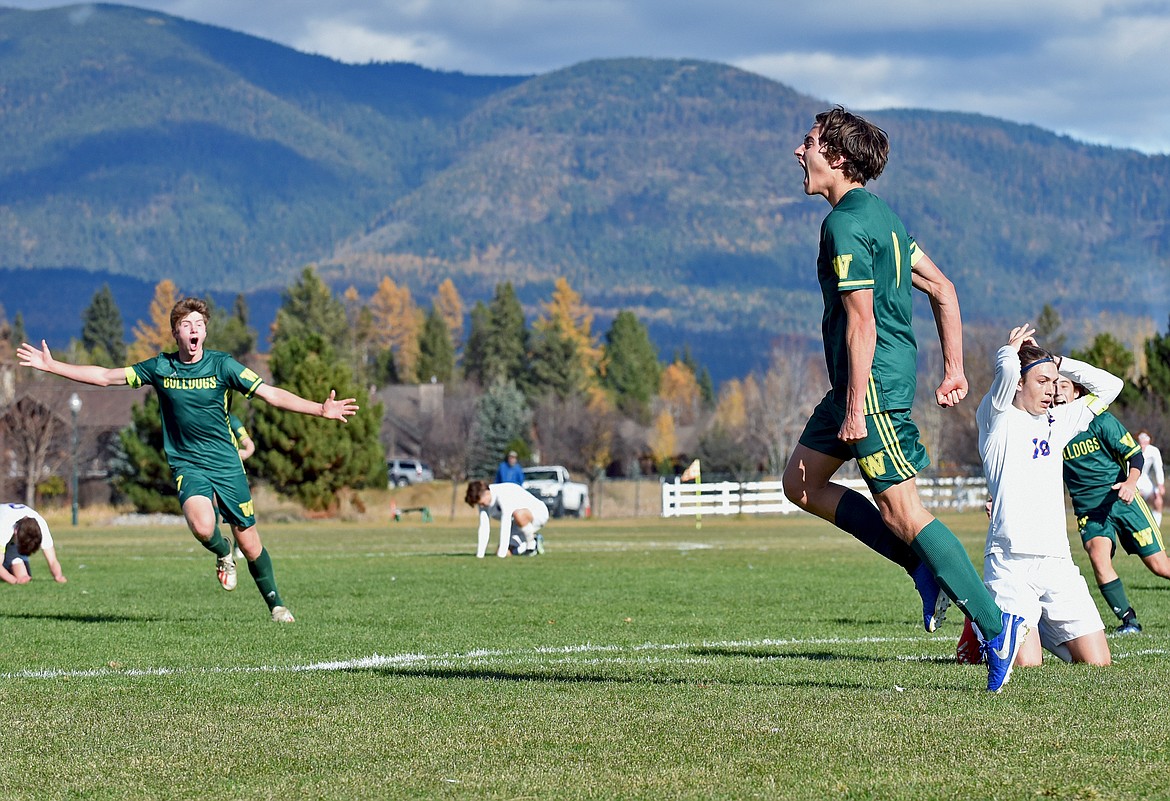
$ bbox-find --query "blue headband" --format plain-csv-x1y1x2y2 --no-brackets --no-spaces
1021,356,1055,375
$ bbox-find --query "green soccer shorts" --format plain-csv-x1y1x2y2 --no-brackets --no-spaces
798,395,930,495
1077,494,1165,559
173,464,257,529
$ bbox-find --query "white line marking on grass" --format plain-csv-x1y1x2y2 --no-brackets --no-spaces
6,637,1165,682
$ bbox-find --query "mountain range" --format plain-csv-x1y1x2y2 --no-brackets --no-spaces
2,3,1168,381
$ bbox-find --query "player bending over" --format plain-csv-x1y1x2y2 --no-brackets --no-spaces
465,480,548,558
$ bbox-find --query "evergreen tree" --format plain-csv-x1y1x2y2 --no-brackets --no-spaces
1143,316,1170,399
479,283,528,386
10,312,26,351
1071,332,1140,408
80,284,126,365
416,306,455,383
602,311,661,422
110,392,181,514
272,266,351,359
462,301,491,385
1034,303,1066,355
206,294,258,359
471,379,531,478
527,318,588,400
248,333,385,510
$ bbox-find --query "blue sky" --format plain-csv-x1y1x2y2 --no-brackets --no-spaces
7,1,1170,154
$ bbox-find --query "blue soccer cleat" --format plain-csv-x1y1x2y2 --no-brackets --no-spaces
980,612,1028,693
1115,619,1142,635
911,563,950,633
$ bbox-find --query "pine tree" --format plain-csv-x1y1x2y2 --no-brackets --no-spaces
479,283,528,386
527,319,588,400
471,379,531,478
248,333,385,511
1072,332,1140,408
602,310,660,423
1034,303,1066,355
462,301,491,385
416,306,455,383
206,294,258,359
1143,316,1170,399
129,279,180,361
110,392,181,514
527,277,601,399
80,284,126,365
272,266,351,358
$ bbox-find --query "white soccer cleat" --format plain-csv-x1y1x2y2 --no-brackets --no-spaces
270,605,295,623
216,553,237,591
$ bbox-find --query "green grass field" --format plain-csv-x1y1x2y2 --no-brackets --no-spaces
3,512,1167,800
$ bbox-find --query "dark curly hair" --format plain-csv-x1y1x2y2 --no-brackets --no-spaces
13,516,43,556
815,106,889,184
465,480,489,508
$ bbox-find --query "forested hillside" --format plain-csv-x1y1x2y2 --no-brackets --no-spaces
2,3,1169,380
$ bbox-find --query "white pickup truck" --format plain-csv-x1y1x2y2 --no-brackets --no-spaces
522,466,590,518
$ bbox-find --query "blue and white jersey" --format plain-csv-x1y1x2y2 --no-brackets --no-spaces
977,351,1121,559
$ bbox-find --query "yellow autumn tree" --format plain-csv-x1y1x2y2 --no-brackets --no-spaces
128,279,180,361
713,378,747,430
434,278,464,350
532,277,603,393
649,408,677,470
659,360,700,425
368,276,423,382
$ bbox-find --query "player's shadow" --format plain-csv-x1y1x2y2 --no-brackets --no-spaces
0,611,160,624
689,646,893,664
350,664,971,692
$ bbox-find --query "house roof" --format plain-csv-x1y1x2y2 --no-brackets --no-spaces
8,382,141,430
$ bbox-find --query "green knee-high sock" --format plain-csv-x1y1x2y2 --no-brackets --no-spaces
910,519,1002,638
199,529,232,559
834,489,921,574
247,548,284,610
1098,578,1132,622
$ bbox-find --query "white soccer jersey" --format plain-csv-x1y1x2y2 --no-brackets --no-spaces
1,503,54,550
977,350,1123,559
477,482,549,557
1137,443,1164,497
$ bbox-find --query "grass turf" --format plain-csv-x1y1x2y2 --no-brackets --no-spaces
2,512,1167,800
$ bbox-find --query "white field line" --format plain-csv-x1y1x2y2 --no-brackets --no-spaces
4,635,1166,681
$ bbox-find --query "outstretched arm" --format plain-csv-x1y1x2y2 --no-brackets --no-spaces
253,385,358,421
911,251,967,408
17,341,127,386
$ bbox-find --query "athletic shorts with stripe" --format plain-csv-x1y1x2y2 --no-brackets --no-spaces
798,395,929,494
1077,494,1166,559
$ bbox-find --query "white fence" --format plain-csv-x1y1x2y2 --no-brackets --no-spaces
661,476,988,518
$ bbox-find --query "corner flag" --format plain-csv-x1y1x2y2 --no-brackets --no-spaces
680,458,701,483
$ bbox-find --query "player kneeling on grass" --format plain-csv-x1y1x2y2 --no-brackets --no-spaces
465,480,548,558
2,503,67,585
962,324,1121,668
17,298,359,623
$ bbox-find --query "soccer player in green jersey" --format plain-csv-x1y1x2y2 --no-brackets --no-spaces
17,298,358,622
1057,377,1170,634
782,107,1026,691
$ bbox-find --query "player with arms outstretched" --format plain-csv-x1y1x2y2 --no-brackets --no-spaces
18,298,358,622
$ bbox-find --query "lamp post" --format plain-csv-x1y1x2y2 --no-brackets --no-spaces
69,392,81,526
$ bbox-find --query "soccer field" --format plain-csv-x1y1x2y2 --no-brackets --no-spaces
3,512,1166,800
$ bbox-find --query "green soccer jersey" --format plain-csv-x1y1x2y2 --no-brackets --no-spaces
818,188,921,413
125,350,264,471
1061,411,1139,515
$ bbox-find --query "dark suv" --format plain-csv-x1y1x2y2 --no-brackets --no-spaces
387,459,435,487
